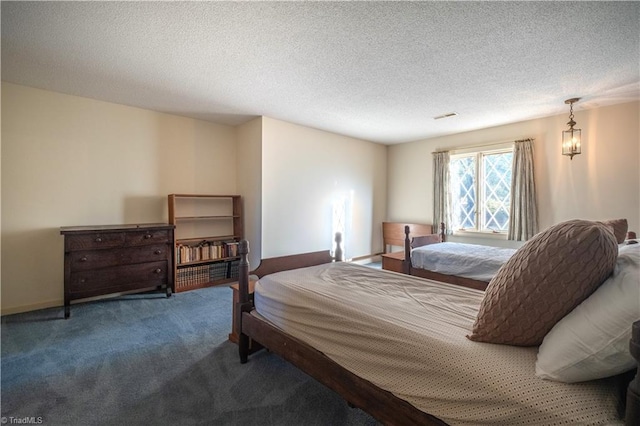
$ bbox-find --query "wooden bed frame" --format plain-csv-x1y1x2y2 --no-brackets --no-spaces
382,221,442,254
236,238,640,426
383,221,491,290
404,223,491,291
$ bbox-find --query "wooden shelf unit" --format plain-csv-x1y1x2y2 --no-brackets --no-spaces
168,194,243,292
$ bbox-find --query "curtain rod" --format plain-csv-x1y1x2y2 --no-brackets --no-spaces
432,137,534,154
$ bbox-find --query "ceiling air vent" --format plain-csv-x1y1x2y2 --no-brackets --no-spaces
433,112,458,120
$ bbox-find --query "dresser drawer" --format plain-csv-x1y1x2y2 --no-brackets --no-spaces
69,245,170,271
66,232,125,251
69,261,168,293
125,229,171,246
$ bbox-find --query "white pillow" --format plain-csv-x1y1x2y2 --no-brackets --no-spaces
535,243,640,383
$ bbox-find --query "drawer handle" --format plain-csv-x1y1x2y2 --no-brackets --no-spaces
80,257,88,262
145,234,152,239
95,237,102,243
80,278,87,283
154,268,162,274
154,250,162,255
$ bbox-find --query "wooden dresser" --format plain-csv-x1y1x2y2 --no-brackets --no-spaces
60,223,175,318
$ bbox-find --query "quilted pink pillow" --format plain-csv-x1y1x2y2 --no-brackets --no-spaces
468,219,618,346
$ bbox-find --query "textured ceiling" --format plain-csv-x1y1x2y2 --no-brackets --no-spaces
2,1,639,144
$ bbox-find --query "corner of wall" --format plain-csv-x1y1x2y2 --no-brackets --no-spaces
235,117,263,267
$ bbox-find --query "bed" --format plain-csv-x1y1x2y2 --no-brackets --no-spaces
383,221,514,290
237,228,640,425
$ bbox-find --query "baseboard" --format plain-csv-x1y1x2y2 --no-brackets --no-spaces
1,299,63,316
1,287,166,316
349,253,383,264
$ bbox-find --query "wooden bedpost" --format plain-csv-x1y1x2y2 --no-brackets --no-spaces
334,232,343,262
626,320,640,425
439,222,446,242
403,225,411,274
238,240,250,364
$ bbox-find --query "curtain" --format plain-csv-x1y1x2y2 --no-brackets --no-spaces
432,151,451,235
508,138,538,241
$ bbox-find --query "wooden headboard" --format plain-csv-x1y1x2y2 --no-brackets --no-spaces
382,222,437,253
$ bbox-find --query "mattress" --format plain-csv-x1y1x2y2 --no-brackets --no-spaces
253,262,623,425
411,242,516,281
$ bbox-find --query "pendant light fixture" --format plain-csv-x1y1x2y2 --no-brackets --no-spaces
562,98,581,160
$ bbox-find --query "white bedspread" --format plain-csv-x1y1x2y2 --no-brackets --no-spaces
411,242,516,281
254,262,622,425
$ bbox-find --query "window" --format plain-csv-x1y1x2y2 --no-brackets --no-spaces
450,148,513,233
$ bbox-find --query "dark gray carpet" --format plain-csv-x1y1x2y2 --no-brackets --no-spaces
1,286,378,425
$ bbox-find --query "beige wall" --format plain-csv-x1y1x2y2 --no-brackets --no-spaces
388,101,640,248
1,83,238,314
3,82,637,315
1,84,389,314
261,117,387,259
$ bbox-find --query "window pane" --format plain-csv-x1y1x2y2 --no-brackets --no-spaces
482,152,513,231
450,156,476,229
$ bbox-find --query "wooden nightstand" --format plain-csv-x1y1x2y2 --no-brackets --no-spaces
381,251,405,274
229,280,256,343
